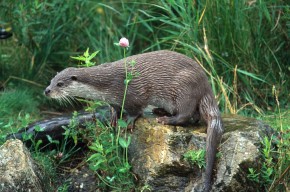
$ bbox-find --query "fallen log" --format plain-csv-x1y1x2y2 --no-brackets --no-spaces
6,107,111,145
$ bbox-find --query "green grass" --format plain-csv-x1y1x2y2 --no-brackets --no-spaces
129,0,289,114
0,88,40,143
0,88,39,121
1,0,288,113
0,89,39,119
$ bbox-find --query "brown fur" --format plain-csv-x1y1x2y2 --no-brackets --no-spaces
45,50,224,191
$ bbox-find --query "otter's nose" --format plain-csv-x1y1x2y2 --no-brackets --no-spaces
44,88,51,96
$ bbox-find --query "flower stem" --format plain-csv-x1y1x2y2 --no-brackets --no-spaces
116,48,129,153
120,48,129,120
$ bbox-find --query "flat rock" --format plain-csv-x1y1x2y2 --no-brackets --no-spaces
128,114,273,192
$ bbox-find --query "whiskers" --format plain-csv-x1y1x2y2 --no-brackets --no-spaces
50,93,77,107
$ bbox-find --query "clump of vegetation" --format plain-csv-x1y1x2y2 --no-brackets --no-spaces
183,149,206,169
247,89,290,191
87,121,135,191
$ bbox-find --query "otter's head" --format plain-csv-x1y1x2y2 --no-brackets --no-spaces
44,67,81,99
45,67,107,102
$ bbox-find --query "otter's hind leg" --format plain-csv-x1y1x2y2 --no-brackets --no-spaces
156,99,197,125
192,109,201,124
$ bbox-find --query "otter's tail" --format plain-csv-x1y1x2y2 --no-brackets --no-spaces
199,94,224,192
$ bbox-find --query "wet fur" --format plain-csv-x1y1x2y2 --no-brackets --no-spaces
45,50,224,191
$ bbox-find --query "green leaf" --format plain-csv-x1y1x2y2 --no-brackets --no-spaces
35,139,43,151
119,137,127,148
236,69,266,82
72,135,78,145
22,132,33,141
88,146,98,152
94,159,106,167
127,73,134,81
89,142,103,152
105,147,115,154
124,79,131,85
87,153,103,162
106,176,115,183
88,50,100,61
118,119,128,128
34,125,45,132
108,156,119,164
127,135,132,146
89,163,99,171
46,135,59,144
84,48,89,57
71,56,86,61
129,60,136,66
118,167,129,173
119,136,131,148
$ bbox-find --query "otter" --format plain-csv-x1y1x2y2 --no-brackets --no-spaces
45,50,224,191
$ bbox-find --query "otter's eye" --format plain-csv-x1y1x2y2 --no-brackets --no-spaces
57,82,64,87
71,75,77,81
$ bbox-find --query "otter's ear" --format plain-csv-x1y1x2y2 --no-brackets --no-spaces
71,75,77,81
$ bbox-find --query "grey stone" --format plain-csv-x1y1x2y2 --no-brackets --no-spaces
0,139,44,192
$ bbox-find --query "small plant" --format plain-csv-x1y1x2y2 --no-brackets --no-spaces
260,136,274,184
87,130,134,190
71,48,99,67
51,111,81,164
247,136,275,189
19,111,81,164
62,111,80,145
183,149,206,169
57,182,70,192
87,118,134,190
8,113,44,152
247,168,260,183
